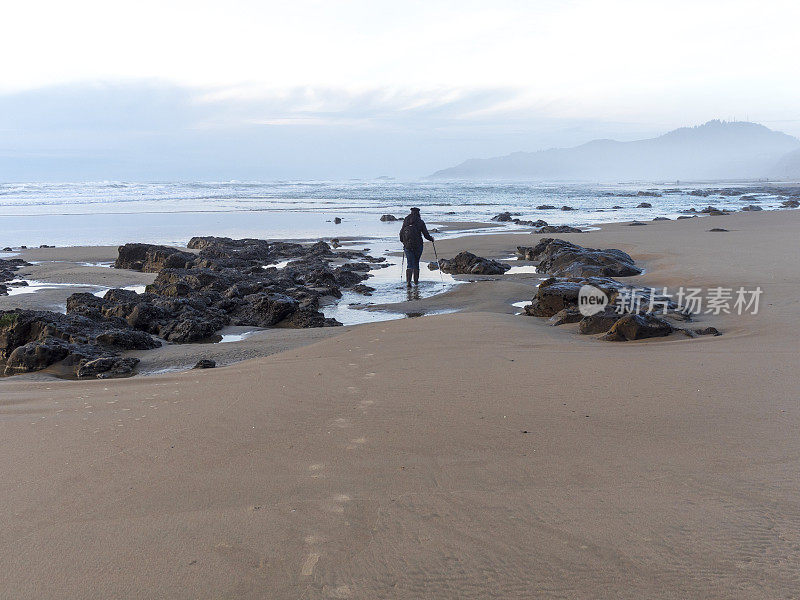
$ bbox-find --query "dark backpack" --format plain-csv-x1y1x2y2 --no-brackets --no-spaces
399,219,420,248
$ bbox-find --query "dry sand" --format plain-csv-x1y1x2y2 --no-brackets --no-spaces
1,210,799,598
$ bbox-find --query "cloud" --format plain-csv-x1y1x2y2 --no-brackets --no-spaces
0,80,795,181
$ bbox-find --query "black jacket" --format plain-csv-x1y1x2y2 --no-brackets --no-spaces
400,213,434,250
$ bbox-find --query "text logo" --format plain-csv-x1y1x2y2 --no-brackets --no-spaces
578,285,608,316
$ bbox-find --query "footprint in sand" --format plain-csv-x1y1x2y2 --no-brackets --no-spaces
330,418,350,428
346,437,367,450
324,494,351,514
300,552,320,576
324,584,353,598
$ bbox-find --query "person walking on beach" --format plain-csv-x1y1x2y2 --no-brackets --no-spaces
399,207,434,287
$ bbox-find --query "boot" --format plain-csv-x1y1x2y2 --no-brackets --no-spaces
406,269,413,288
413,268,420,285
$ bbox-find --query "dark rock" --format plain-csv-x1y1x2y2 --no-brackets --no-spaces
115,243,196,272
351,284,375,296
602,313,673,341
699,206,730,215
561,206,574,211
741,205,762,211
438,252,510,275
781,199,799,208
636,202,652,208
652,217,670,221
334,217,342,224
3,337,71,375
77,356,139,379
628,221,647,226
612,205,623,209
512,218,548,227
279,308,341,328
517,238,641,278
193,359,216,369
427,261,440,271
380,214,398,222
708,228,728,232
1,258,30,294
677,215,695,219
39,244,55,248
491,212,516,222
578,308,622,334
548,308,583,326
330,238,341,248
2,247,12,252
693,326,720,336
536,205,556,210
537,225,582,233
523,277,623,318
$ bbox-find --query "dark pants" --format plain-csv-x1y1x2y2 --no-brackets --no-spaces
404,246,423,270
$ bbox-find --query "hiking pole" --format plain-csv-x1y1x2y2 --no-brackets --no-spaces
431,240,445,285
400,251,405,282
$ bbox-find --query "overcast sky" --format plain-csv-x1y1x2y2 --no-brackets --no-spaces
2,0,799,180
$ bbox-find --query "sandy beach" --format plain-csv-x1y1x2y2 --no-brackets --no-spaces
1,209,799,598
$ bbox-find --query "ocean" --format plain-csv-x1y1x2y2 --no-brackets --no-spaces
0,180,789,248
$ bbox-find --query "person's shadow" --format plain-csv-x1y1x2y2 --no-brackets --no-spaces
406,287,421,301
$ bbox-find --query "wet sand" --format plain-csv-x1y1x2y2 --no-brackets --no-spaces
1,210,799,598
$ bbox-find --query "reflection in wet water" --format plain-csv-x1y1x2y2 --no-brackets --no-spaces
505,265,539,275
92,285,148,298
5,280,98,296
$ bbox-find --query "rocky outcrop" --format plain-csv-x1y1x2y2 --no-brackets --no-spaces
1,258,30,295
516,238,641,278
115,243,196,272
548,308,582,326
522,277,624,318
536,204,556,210
781,199,799,208
577,308,623,335
536,225,582,234
438,252,510,275
602,313,673,341
519,273,693,342
76,357,140,379
2,236,388,379
380,214,398,221
636,202,652,208
0,309,157,377
105,237,388,338
699,206,731,215
741,205,763,211
193,359,216,369
491,213,547,227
